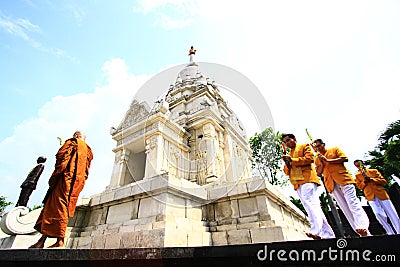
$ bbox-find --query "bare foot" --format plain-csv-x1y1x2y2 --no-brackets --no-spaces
306,232,322,240
29,242,45,249
356,229,368,237
47,238,64,248
29,235,47,249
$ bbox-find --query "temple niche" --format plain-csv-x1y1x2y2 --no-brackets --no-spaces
107,100,151,188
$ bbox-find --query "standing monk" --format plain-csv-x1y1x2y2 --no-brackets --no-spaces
29,131,93,248
354,160,400,235
282,134,335,239
314,139,370,237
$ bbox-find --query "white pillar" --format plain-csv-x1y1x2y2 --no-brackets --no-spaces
144,135,164,179
108,148,130,189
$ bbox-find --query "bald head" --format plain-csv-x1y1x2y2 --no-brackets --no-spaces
73,131,86,141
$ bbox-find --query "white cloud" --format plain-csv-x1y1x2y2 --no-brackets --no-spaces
154,13,193,29
0,12,77,61
0,13,41,41
0,59,149,209
133,0,250,22
134,0,198,16
133,0,199,29
66,4,86,26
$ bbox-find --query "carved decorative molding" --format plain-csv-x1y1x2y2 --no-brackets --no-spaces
145,136,158,154
115,100,150,132
0,207,42,235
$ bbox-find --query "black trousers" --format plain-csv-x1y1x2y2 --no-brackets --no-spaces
16,187,34,207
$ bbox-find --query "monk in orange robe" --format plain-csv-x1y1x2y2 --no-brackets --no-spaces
29,131,93,248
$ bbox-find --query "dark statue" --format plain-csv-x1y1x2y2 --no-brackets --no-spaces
15,156,47,207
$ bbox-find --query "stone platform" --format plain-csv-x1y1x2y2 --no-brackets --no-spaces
0,235,399,266
65,175,310,249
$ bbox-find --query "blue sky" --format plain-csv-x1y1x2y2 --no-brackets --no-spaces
1,0,400,210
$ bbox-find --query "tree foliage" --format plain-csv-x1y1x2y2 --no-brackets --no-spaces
28,204,44,212
290,196,307,215
0,195,12,213
290,193,330,216
365,120,400,183
249,127,287,186
319,192,330,212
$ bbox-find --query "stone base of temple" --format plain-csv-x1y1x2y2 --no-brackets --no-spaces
65,174,309,249
0,223,73,249
1,175,310,249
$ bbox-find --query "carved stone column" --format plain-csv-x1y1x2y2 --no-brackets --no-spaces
108,148,131,189
223,134,235,182
201,123,216,183
144,135,164,179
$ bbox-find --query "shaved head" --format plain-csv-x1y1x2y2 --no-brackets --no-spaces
73,131,86,141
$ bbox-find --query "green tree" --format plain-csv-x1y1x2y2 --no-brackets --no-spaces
365,119,400,184
249,127,287,186
290,193,330,216
28,204,44,212
319,192,329,212
290,196,307,215
0,195,12,213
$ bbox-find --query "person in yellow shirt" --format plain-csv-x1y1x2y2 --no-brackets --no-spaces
314,139,370,237
282,134,335,239
354,160,400,235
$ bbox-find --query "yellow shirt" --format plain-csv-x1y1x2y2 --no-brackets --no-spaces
355,169,389,201
315,147,355,193
283,143,320,190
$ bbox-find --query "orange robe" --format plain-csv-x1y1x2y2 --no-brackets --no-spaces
283,143,320,190
355,169,389,201
34,138,93,238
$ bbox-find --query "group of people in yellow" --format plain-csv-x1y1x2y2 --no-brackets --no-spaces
282,133,399,240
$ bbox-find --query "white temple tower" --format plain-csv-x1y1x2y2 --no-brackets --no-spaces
107,61,252,191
